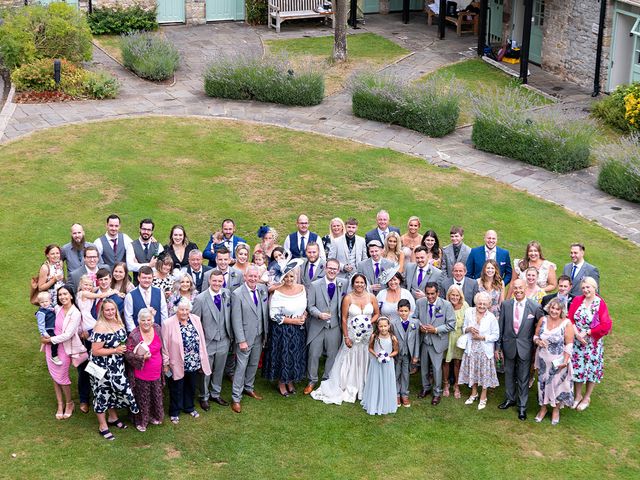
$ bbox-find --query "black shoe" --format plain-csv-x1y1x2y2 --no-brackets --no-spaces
211,397,229,407
418,388,432,399
498,400,516,410
199,399,210,412
518,407,527,421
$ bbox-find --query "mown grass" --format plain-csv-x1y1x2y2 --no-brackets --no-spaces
420,58,552,125
0,117,638,479
93,34,124,64
264,32,409,95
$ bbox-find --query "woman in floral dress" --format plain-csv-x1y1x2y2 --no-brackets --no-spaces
533,298,574,425
477,260,505,317
90,299,139,440
568,276,612,412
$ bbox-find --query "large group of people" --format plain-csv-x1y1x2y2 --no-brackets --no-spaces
33,211,612,439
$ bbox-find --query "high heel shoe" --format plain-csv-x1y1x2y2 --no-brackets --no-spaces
535,408,547,423
576,398,590,411
63,401,75,419
465,394,478,405
443,383,450,398
55,403,65,420
277,385,289,397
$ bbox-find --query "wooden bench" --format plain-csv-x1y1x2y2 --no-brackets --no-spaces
426,3,479,36
268,0,334,33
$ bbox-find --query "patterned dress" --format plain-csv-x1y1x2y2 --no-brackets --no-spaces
536,318,574,407
45,261,65,305
478,284,502,317
180,320,202,373
514,259,557,290
89,327,139,414
572,299,605,384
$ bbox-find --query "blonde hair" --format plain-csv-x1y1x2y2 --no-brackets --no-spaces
383,231,402,257
446,285,464,308
581,276,599,290
96,298,124,328
328,217,346,239
79,274,94,289
407,216,421,229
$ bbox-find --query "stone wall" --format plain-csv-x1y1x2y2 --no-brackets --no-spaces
541,0,614,90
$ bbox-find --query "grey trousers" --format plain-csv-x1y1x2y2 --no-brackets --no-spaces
307,327,342,384
395,353,411,397
420,343,444,396
504,355,531,407
201,338,230,400
231,336,263,403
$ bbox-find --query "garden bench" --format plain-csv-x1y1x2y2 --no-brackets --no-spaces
426,3,479,36
268,0,334,33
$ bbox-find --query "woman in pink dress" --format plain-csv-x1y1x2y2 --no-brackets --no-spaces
40,285,87,420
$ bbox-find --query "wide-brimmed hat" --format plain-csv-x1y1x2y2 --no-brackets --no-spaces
378,264,400,285
279,258,305,280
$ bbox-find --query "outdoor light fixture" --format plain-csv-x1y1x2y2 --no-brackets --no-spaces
54,59,61,85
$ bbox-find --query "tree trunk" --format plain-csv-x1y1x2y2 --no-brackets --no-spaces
333,0,348,62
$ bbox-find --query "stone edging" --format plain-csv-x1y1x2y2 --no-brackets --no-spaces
0,83,16,140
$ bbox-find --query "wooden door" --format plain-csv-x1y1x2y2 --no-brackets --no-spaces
529,0,544,64
157,0,185,23
207,0,245,21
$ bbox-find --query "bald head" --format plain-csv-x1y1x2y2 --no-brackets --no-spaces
484,230,498,249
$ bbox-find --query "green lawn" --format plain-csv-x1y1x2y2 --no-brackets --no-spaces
421,58,552,125
264,33,409,95
93,35,123,64
0,117,638,479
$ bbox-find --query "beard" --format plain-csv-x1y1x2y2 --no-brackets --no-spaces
71,236,85,250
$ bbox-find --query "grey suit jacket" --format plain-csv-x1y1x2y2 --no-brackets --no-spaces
498,298,543,360
329,235,368,274
306,277,347,345
203,267,244,293
414,297,455,353
404,262,444,296
301,258,326,289
391,317,421,358
231,284,269,346
364,226,401,247
562,261,600,297
440,277,479,306
356,258,395,286
441,243,471,279
68,265,106,293
192,288,233,348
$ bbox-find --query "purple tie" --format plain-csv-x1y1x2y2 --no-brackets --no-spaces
111,238,117,253
252,289,258,306
402,320,409,331
309,263,315,280
214,294,221,311
374,262,380,278
417,268,424,286
328,282,335,300
223,273,227,288
428,303,434,320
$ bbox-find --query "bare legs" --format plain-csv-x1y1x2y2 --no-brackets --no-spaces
52,381,72,419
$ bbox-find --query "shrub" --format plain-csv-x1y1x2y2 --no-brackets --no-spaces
592,83,640,133
0,3,92,70
471,88,595,173
87,6,158,35
623,84,640,130
350,72,460,138
597,134,640,203
204,54,324,106
245,0,268,25
121,32,179,81
10,58,118,99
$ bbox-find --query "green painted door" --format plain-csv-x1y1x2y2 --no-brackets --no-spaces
364,0,379,13
207,0,245,20
157,0,185,23
529,0,545,64
488,0,503,44
633,18,640,83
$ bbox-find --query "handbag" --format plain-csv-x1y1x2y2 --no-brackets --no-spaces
84,360,107,380
456,333,469,350
71,351,89,368
30,276,41,305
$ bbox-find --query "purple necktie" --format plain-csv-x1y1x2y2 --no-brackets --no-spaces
417,268,424,286
111,238,117,253
214,294,221,311
252,289,258,306
374,262,380,278
428,303,434,320
402,320,409,331
328,282,335,300
309,263,315,280
223,273,227,288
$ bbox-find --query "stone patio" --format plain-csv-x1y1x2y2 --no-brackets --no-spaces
1,13,638,245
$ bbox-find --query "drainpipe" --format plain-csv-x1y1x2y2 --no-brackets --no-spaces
477,0,489,55
519,0,533,84
439,0,447,39
592,0,608,97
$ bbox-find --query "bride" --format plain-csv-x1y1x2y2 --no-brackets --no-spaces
311,273,380,404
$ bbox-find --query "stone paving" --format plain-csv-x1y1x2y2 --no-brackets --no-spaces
1,13,638,245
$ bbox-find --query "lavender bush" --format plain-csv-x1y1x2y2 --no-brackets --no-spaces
350,72,460,138
121,32,179,81
597,134,640,203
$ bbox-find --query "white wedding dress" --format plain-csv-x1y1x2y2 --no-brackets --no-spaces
311,302,374,405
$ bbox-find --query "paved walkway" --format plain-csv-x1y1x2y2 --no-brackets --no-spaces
1,13,639,245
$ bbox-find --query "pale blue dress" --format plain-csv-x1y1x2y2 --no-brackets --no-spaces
361,336,398,415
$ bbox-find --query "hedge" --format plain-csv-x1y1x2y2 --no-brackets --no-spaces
597,134,640,203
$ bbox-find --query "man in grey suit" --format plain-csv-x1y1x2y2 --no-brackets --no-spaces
415,283,455,405
192,270,232,411
356,241,394,294
496,279,544,420
562,243,600,297
67,245,103,293
301,242,326,289
230,266,269,413
440,262,478,306
404,246,444,300
441,226,471,279
364,209,401,247
304,259,345,394
203,247,243,293
391,299,421,407
330,218,367,280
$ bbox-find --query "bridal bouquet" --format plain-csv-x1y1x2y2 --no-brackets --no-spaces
351,316,372,343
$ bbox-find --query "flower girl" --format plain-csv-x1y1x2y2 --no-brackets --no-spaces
361,317,399,415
